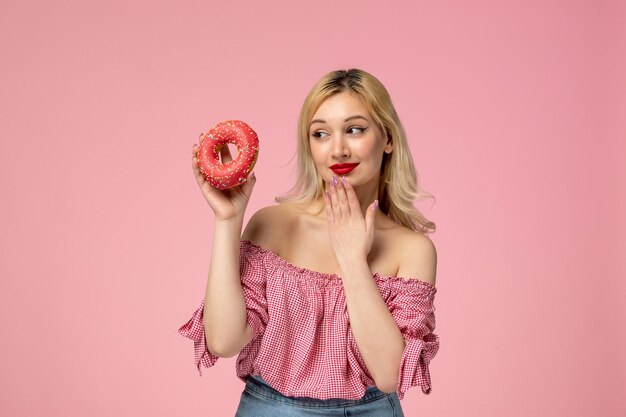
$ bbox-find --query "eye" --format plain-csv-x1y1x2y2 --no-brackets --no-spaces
347,126,367,135
311,130,328,139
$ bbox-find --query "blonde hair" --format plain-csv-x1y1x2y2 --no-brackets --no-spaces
275,68,436,234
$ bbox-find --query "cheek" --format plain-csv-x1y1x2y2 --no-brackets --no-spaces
309,142,326,165
353,140,379,159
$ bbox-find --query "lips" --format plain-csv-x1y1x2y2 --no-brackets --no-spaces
330,163,359,175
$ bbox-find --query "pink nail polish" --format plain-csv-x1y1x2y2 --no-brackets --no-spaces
341,176,346,186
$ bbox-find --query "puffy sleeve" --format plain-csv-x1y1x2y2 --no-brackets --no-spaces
388,279,439,399
177,240,269,375
177,299,219,375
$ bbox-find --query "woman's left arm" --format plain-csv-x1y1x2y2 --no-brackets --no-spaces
340,233,436,393
340,259,406,393
325,175,437,393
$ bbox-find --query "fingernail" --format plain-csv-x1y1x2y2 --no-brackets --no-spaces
330,176,336,187
324,191,329,199
341,176,347,186
373,199,379,210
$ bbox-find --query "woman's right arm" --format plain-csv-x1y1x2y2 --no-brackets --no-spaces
203,216,254,357
190,142,257,357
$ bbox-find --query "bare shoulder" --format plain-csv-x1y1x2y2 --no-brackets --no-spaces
393,227,438,286
241,203,295,251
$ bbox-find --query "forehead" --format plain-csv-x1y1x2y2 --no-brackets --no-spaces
311,91,370,121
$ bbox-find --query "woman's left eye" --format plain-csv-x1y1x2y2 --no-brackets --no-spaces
348,126,367,134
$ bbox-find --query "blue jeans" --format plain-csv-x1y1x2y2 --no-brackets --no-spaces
234,375,405,416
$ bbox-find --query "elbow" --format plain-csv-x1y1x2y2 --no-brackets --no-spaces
204,322,252,358
375,367,400,394
204,332,240,358
206,340,240,358
376,378,399,394
377,338,405,393
376,353,402,394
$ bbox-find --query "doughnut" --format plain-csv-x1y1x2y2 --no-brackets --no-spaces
196,120,259,190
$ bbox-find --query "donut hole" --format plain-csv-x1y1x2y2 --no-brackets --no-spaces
227,143,239,159
217,142,239,163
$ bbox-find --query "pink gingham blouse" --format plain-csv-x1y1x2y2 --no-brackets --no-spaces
177,239,439,400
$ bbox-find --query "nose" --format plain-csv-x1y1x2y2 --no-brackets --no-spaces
331,134,350,159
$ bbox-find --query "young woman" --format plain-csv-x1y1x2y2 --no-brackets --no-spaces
179,68,439,416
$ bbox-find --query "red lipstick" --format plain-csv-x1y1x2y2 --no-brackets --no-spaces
330,163,359,175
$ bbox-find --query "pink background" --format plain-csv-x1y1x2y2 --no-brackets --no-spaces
1,1,624,416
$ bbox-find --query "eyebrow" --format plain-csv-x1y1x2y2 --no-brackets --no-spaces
309,115,369,127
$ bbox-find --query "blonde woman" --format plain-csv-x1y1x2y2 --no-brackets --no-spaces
179,68,439,417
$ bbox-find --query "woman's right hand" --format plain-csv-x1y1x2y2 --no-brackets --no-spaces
191,141,256,221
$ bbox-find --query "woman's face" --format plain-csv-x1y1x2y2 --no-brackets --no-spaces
308,91,392,188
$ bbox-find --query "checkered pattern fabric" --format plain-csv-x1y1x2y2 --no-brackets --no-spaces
178,239,439,400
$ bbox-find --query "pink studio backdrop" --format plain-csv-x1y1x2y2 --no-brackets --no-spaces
1,1,624,416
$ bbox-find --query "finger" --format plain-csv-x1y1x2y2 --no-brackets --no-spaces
192,145,201,169
336,177,351,219
192,143,201,165
191,145,199,171
193,159,206,186
329,176,342,222
365,199,377,237
324,188,334,223
238,170,256,197
191,149,208,187
192,144,201,169
342,177,361,218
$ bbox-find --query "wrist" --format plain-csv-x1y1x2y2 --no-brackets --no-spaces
214,216,244,230
338,256,370,277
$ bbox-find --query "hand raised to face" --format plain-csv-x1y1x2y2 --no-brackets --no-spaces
324,175,378,268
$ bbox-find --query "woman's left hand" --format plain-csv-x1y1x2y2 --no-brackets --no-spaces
324,175,378,268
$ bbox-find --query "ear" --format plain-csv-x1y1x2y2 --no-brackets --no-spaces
384,134,393,154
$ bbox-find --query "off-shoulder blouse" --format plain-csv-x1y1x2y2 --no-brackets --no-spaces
177,239,439,400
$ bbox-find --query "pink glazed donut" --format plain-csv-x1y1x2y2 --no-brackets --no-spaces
196,120,259,190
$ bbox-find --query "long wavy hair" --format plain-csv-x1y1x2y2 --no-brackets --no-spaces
275,68,436,234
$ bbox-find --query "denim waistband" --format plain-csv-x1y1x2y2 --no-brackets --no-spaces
244,374,390,408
